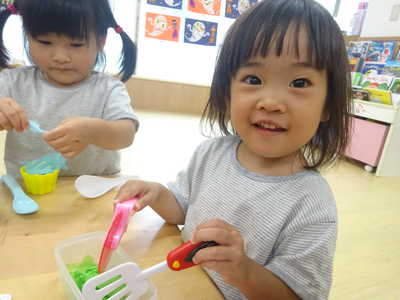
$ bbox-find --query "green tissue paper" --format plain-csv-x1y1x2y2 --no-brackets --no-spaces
67,256,125,299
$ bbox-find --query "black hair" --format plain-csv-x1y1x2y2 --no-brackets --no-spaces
0,0,136,81
202,0,351,169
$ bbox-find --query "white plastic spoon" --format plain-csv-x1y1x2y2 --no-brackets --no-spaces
74,175,138,198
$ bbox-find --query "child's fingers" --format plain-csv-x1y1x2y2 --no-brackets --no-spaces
193,219,232,234
43,127,66,142
8,101,27,132
192,219,241,246
131,194,153,211
113,181,156,212
114,181,142,203
0,101,27,132
11,102,29,131
61,151,79,158
0,112,13,131
192,245,227,265
44,135,68,148
192,227,232,245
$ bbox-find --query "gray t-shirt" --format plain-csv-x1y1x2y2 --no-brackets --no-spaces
0,66,138,176
168,135,337,300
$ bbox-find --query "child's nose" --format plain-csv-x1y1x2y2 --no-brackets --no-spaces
52,47,71,64
256,93,287,113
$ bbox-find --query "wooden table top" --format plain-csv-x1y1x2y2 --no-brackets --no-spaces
0,176,223,300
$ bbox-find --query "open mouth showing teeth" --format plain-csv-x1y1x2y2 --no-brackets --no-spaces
254,123,287,132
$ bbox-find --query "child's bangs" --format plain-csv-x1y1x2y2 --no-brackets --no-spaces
22,0,95,40
232,0,335,72
254,22,315,68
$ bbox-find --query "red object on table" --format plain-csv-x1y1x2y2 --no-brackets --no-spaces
98,197,137,273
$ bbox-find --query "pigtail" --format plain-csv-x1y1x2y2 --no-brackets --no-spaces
90,0,137,81
117,30,137,82
108,22,136,82
0,2,16,68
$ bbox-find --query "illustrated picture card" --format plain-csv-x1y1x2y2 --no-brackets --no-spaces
225,0,258,18
187,0,221,16
147,0,182,9
145,12,180,42
184,18,218,46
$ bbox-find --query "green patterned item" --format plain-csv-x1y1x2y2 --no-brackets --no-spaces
67,256,126,299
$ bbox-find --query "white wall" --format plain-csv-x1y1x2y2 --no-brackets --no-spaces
3,15,26,64
361,0,400,37
335,0,361,34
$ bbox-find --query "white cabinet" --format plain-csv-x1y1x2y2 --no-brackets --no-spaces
346,99,400,176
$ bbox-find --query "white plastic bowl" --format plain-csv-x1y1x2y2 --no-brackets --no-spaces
54,231,157,300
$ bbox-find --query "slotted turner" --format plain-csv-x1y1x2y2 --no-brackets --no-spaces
82,241,217,300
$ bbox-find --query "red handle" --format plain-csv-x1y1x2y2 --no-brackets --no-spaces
166,241,218,271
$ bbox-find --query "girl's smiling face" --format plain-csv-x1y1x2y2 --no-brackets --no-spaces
230,28,328,175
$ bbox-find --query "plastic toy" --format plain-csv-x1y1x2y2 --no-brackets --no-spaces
83,241,218,300
98,197,138,273
74,175,137,198
1,174,39,214
28,120,46,134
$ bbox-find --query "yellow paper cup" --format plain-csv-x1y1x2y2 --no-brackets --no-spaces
20,166,59,195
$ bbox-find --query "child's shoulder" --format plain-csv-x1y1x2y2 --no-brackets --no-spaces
88,71,127,90
0,65,36,77
195,135,238,154
0,66,40,88
90,71,124,84
294,170,332,195
291,171,336,218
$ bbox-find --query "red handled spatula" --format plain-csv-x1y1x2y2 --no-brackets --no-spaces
83,240,218,300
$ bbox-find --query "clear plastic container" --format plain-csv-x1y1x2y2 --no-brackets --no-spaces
54,231,157,300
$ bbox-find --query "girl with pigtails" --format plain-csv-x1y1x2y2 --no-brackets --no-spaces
0,0,139,177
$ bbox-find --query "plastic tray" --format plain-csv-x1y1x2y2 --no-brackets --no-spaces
54,231,157,300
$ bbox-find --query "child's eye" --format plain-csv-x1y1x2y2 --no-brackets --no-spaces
71,43,85,48
290,78,311,88
37,40,51,45
243,75,262,85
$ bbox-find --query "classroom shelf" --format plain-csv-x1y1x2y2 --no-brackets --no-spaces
345,99,400,176
351,99,399,123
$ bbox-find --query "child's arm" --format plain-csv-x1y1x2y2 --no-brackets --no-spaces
0,97,29,132
115,180,185,225
191,219,301,300
77,117,137,149
43,117,137,158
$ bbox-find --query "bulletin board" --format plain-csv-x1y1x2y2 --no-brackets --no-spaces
134,0,258,86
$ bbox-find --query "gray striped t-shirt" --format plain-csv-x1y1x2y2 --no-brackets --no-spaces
0,66,138,176
168,135,337,300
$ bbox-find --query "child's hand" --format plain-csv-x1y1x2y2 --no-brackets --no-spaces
0,97,29,132
114,180,162,212
43,117,91,158
191,219,252,287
